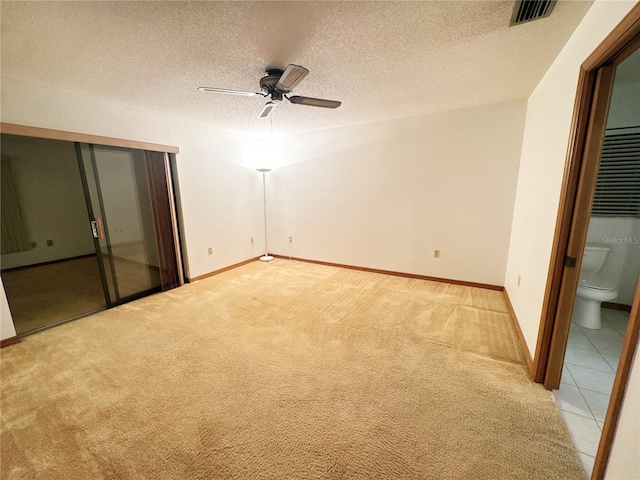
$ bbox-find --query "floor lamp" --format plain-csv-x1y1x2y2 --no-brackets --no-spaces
257,168,273,262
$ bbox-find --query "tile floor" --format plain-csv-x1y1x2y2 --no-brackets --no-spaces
553,308,629,478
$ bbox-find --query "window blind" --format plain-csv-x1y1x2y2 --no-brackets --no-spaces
591,126,640,217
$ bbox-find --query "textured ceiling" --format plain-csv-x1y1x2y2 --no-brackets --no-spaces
1,1,593,135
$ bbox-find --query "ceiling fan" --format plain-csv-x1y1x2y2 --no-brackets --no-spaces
198,64,341,118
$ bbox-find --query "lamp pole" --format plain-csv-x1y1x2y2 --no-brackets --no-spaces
257,168,273,262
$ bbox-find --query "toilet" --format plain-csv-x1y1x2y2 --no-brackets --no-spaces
572,244,618,330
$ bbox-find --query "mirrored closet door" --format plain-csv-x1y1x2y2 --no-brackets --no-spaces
0,134,182,335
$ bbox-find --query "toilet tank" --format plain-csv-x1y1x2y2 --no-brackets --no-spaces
581,244,610,273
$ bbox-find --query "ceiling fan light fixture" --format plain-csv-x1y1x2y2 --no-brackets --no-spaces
258,101,278,118
275,64,309,92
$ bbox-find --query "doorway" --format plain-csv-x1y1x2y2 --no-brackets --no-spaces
551,48,639,478
0,133,182,335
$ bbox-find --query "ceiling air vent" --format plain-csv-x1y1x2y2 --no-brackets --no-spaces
510,0,557,26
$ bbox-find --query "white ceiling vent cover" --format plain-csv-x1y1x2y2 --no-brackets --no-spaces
510,0,557,26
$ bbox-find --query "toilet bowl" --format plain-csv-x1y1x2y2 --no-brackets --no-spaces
572,272,618,329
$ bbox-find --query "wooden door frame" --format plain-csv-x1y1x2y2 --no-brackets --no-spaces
533,4,640,479
541,64,617,389
0,123,179,154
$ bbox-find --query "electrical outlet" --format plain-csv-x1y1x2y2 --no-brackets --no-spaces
46,240,54,247
208,247,213,255
30,241,37,248
289,236,293,243
517,275,521,287
434,249,440,258
250,237,254,245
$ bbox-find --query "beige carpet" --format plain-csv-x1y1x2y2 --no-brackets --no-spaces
0,259,585,479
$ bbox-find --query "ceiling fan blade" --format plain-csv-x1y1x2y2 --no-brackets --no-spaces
198,87,265,98
287,96,341,109
257,101,278,118
275,64,309,93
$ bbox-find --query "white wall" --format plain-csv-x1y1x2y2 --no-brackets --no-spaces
1,136,95,269
504,0,638,357
267,101,526,286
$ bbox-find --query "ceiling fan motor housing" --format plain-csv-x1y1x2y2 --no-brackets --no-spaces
260,69,285,101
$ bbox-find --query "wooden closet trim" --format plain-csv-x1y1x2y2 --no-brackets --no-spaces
0,123,179,154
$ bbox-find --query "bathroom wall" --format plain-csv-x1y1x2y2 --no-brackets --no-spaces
607,79,640,130
585,217,640,305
